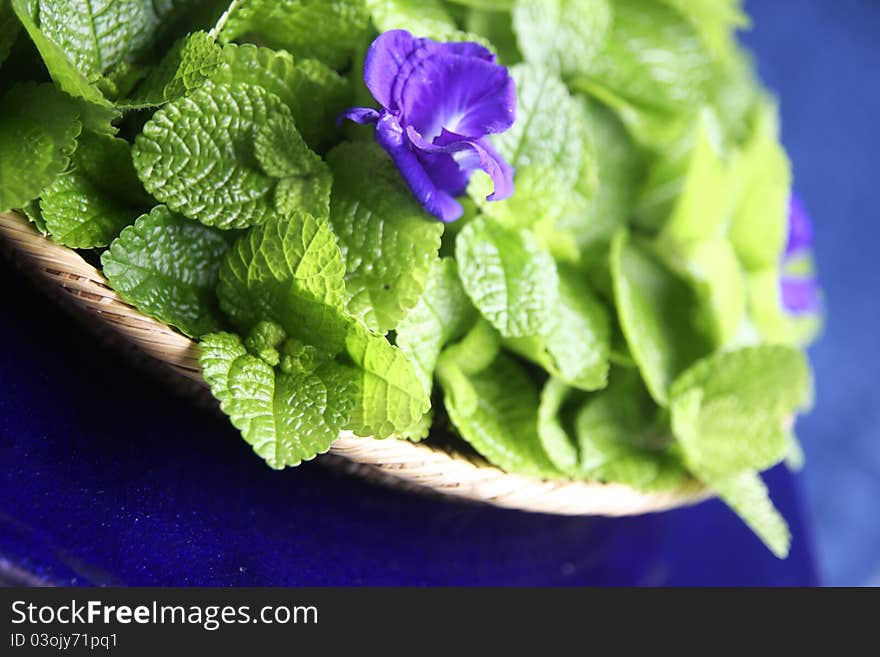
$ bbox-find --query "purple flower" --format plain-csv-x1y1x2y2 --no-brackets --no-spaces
780,193,821,315
339,30,516,222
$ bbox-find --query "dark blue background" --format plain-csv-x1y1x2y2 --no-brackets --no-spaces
1,0,876,586
742,0,880,586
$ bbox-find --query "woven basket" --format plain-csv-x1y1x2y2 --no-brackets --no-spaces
0,210,710,515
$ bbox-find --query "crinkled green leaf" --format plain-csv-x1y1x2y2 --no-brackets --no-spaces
512,0,611,76
728,100,791,270
126,30,222,106
713,471,791,558
102,206,230,337
35,0,156,77
327,141,443,333
41,131,148,247
661,0,749,63
537,378,580,475
343,321,430,439
20,200,48,235
214,43,351,151
610,230,713,405
0,82,80,212
199,331,358,469
217,212,349,351
395,257,477,395
254,114,331,220
507,265,610,390
220,0,369,70
456,214,558,338
472,63,586,226
11,0,119,133
439,350,562,479
557,101,644,264
133,82,296,229
575,368,686,490
670,345,811,480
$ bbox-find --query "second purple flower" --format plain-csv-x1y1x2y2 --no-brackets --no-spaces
340,30,516,222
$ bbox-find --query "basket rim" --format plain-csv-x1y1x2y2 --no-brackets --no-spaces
0,210,710,516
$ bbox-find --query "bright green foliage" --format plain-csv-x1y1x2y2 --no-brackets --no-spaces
133,82,313,229
439,348,562,479
214,43,351,150
343,321,430,438
611,230,713,405
102,206,230,337
217,212,349,352
748,266,822,348
474,63,586,226
220,0,369,70
0,82,80,212
456,214,558,338
128,31,223,106
661,0,749,62
395,258,477,395
728,101,792,270
200,330,358,469
253,115,332,220
507,265,610,390
713,471,791,558
41,130,149,247
537,378,580,475
575,369,686,490
327,142,444,333
512,0,611,76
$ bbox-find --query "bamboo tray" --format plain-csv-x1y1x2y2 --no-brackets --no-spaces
0,210,710,516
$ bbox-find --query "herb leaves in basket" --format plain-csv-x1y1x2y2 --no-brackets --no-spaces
0,0,823,557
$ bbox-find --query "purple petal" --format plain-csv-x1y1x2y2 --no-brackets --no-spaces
443,41,496,62
407,127,514,202
337,107,380,127
781,276,821,315
363,29,420,112
785,192,814,257
375,114,463,222
399,54,515,141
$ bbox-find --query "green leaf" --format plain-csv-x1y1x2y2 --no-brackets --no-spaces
463,7,520,65
0,1,20,67
34,0,156,78
366,0,455,38
20,200,48,235
0,82,80,212
41,131,148,248
126,30,223,106
580,0,711,114
456,214,559,338
214,43,351,150
472,63,586,226
327,141,444,333
728,100,792,270
713,471,791,558
660,0,749,63
11,0,119,133
101,206,230,337
220,0,369,70
253,114,332,220
556,100,644,263
537,378,580,475
133,82,299,229
217,212,349,351
506,265,610,390
575,368,686,490
343,321,430,439
610,230,713,405
670,345,811,480
395,257,477,395
199,331,358,469
512,0,611,76
438,350,562,479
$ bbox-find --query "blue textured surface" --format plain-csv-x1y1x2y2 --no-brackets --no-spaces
743,0,880,586
3,0,874,587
